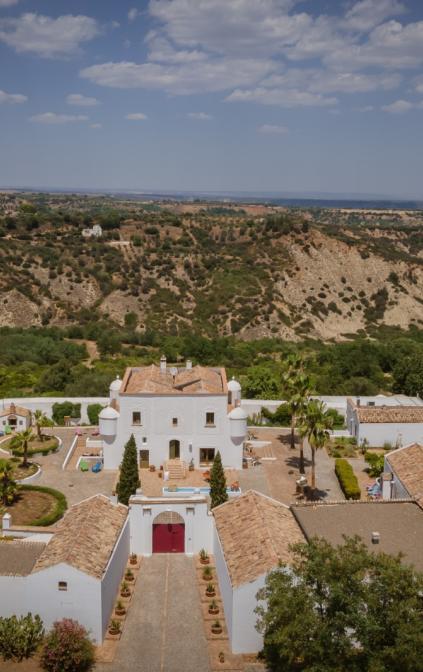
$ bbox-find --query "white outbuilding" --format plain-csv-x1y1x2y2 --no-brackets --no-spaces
0,495,129,642
346,397,423,447
213,490,304,654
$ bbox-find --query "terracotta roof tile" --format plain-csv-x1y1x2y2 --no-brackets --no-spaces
32,495,127,579
122,364,226,395
0,541,46,576
387,443,423,506
213,490,304,588
0,404,31,417
355,406,423,424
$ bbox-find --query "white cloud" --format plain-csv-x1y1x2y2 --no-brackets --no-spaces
0,13,99,58
0,0,19,6
30,112,89,124
125,112,147,120
381,99,413,113
66,93,99,107
187,112,212,120
0,88,27,104
80,58,274,95
90,123,102,128
344,0,406,32
146,33,207,64
258,124,288,134
226,87,337,108
128,8,139,22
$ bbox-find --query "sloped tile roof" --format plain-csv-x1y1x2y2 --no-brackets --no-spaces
0,541,46,576
355,406,423,424
387,443,423,506
213,490,304,588
0,404,31,417
122,364,226,395
33,495,127,579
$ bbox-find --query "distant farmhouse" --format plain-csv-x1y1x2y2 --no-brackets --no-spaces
98,356,247,471
81,224,102,239
346,395,423,447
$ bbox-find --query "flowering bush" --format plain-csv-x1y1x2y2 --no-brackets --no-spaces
0,613,44,661
40,619,95,672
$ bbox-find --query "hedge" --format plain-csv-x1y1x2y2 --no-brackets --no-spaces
335,458,361,500
20,485,68,526
11,438,59,458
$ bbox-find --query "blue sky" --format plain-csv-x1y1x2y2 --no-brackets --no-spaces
1,0,423,196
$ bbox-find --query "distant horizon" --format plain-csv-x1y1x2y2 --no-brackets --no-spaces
2,185,423,204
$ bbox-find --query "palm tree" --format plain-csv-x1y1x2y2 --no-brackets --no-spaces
282,356,312,455
10,429,34,469
0,459,17,505
33,409,53,442
298,400,333,492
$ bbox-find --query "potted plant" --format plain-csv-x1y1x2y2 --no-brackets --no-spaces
115,601,126,616
189,458,194,471
149,464,156,472
108,619,121,636
125,568,135,582
202,566,213,581
199,548,210,565
206,583,216,597
219,651,225,663
120,581,131,598
211,620,222,635
208,599,219,615
130,552,138,566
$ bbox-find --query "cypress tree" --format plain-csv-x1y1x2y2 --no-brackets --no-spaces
116,434,140,505
209,451,228,509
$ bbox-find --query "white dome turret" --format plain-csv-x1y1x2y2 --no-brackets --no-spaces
228,405,248,442
99,405,120,437
109,375,122,401
228,376,241,406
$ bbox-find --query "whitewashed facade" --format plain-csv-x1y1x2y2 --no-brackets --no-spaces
346,397,423,447
99,358,247,471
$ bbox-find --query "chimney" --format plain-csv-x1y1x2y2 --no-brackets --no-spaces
371,531,380,544
186,359,192,370
160,355,167,374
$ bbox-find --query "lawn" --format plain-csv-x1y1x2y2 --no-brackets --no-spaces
9,459,38,481
0,486,67,526
2,437,58,457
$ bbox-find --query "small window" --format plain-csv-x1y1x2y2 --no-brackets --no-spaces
58,581,68,591
205,412,215,427
142,437,147,444
132,412,141,425
200,448,215,465
172,417,178,426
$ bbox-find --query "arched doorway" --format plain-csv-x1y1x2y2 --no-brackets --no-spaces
152,511,185,553
169,439,180,460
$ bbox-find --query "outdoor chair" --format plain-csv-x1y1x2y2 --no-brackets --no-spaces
92,461,102,473
80,460,89,472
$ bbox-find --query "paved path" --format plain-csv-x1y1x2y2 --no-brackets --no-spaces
30,428,116,506
96,555,210,672
303,438,344,500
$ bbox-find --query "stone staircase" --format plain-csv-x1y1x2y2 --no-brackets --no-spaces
165,459,187,479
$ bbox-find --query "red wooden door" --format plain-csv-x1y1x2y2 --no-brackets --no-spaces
152,523,185,553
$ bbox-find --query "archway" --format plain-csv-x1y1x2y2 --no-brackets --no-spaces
152,511,185,553
169,439,180,460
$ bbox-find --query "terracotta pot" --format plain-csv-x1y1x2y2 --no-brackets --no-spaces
200,558,210,565
125,575,135,582
206,589,216,598
121,590,130,598
115,608,126,616
208,607,219,615
211,625,222,634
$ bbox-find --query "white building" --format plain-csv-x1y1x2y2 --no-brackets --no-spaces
99,357,247,471
0,495,129,642
212,490,303,654
129,493,213,555
383,442,423,503
346,396,423,447
82,224,102,238
0,403,31,432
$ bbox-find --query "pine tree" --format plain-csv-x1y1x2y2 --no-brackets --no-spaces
209,451,228,509
116,434,140,505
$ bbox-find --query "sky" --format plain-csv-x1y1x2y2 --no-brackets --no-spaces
1,0,423,197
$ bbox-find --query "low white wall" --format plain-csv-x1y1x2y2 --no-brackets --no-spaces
129,495,213,556
101,516,130,639
1,398,108,424
358,423,423,448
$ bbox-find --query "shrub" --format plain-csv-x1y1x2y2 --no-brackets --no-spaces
41,619,95,672
21,485,67,526
116,434,140,505
87,403,104,426
365,451,385,477
335,459,361,500
0,613,44,661
52,402,81,425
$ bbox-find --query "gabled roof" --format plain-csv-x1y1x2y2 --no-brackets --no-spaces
121,364,226,395
387,443,423,507
33,495,127,579
0,541,46,576
213,490,304,588
0,404,31,418
348,398,423,424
